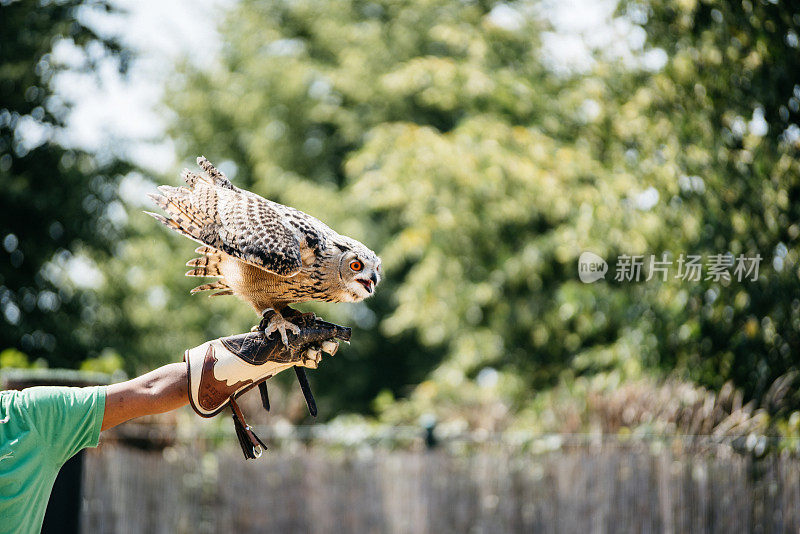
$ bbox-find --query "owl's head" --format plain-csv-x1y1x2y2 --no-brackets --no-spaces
336,238,382,302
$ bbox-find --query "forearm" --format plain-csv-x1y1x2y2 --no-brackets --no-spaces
101,362,188,431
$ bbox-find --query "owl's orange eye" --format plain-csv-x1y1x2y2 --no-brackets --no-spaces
350,260,363,272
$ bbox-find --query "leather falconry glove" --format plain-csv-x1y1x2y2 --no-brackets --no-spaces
184,311,351,459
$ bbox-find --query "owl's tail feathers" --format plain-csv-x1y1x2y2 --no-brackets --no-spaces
186,248,225,278
185,245,231,295
190,280,234,297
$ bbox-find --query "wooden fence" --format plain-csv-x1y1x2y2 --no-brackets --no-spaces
80,437,800,534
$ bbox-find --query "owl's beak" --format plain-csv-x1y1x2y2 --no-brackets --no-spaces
356,278,374,294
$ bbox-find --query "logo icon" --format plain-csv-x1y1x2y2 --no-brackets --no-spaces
578,251,608,283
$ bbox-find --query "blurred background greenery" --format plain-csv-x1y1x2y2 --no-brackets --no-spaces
1,0,798,437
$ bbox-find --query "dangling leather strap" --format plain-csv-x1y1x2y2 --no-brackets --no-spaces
294,367,318,417
230,397,267,459
258,381,270,412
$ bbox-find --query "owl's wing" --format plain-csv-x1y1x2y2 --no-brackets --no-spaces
215,191,303,277
147,157,328,277
148,185,303,277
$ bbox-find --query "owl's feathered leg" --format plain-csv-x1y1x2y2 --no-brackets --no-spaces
258,307,301,346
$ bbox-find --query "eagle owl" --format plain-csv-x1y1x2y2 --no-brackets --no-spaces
146,157,381,344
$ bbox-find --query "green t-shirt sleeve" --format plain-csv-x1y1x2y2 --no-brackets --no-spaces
18,386,106,465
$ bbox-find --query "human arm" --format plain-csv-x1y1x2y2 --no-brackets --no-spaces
101,362,188,431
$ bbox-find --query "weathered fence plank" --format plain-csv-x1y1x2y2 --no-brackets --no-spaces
81,441,800,534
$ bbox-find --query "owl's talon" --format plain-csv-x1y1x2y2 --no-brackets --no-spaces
262,311,301,346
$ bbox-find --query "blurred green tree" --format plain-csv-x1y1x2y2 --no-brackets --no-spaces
152,0,656,417
0,0,130,367
608,0,800,406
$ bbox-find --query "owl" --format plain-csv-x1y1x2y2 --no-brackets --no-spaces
146,157,381,344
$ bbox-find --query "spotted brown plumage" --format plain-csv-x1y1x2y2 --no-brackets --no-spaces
146,157,382,344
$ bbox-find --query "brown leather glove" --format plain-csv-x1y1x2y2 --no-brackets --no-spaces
184,311,351,458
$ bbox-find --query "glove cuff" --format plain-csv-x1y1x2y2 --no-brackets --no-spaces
185,334,296,418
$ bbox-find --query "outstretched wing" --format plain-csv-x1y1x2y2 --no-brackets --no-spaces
147,158,303,277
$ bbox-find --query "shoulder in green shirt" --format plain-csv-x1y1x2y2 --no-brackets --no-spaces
0,385,106,534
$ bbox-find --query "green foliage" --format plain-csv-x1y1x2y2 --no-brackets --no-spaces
79,348,124,374
0,0,130,367
611,0,800,400
0,348,31,369
159,0,659,416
